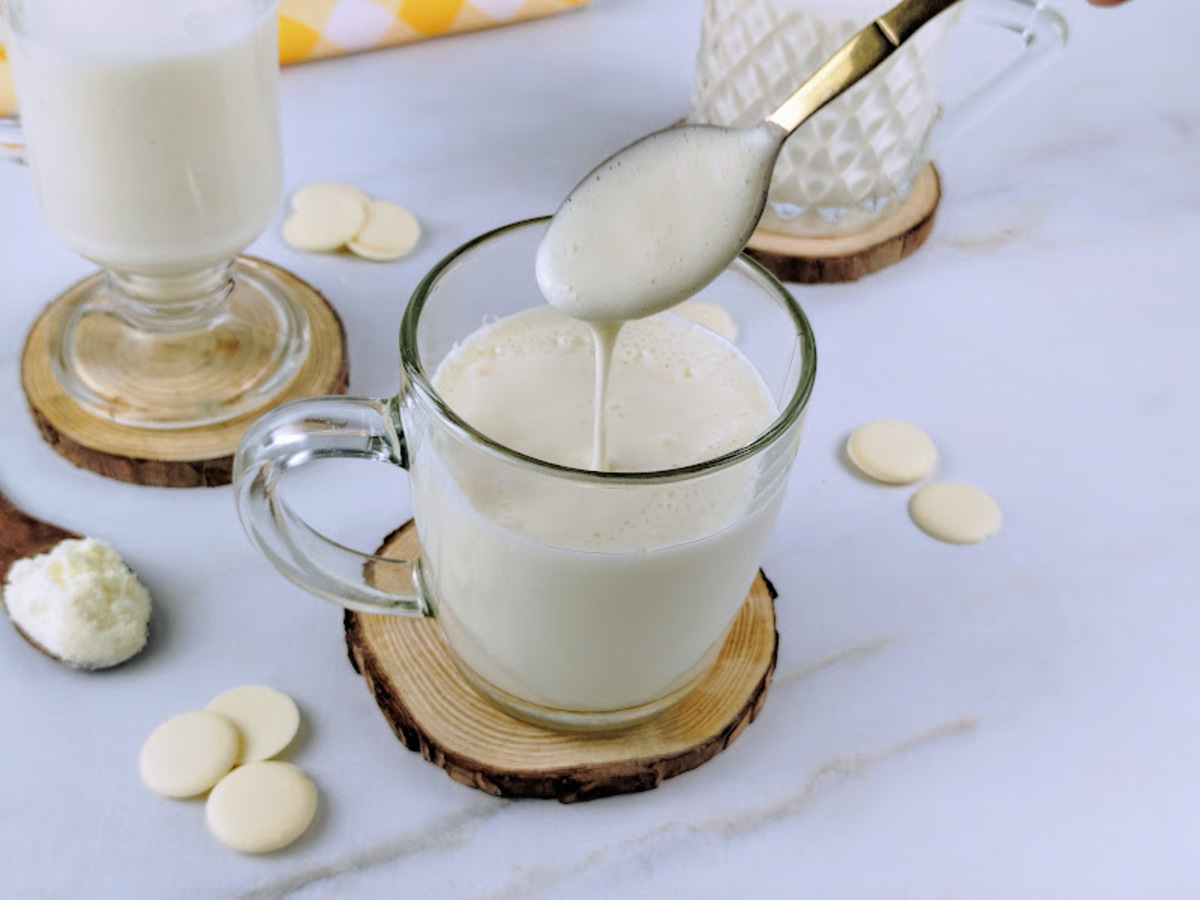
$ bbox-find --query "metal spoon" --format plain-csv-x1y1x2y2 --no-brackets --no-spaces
540,0,961,321
0,491,147,670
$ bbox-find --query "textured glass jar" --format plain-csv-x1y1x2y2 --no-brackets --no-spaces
690,0,1066,237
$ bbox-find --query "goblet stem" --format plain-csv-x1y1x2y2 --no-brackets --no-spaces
48,257,311,430
104,263,236,334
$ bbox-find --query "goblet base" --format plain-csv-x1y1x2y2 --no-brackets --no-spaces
50,257,311,429
21,257,349,487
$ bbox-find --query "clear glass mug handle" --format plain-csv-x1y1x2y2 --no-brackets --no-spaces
232,395,431,617
928,0,1068,157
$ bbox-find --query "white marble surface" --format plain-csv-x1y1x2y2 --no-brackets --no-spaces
2,1,1198,896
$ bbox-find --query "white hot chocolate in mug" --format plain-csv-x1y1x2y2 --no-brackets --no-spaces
234,219,817,731
690,0,1067,237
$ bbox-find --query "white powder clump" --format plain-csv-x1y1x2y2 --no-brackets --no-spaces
3,538,151,668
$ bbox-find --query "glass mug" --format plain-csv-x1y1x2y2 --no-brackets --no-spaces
690,0,1068,237
234,219,817,732
0,0,309,429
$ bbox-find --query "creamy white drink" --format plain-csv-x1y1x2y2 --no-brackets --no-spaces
537,120,783,466
536,122,781,324
429,86,797,714
6,1,282,276
413,308,781,713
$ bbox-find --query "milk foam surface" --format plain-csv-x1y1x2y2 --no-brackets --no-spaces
535,123,780,322
411,307,786,711
7,9,281,275
433,307,774,479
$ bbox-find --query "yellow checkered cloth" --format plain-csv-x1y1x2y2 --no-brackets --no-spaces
0,0,588,115
277,0,587,64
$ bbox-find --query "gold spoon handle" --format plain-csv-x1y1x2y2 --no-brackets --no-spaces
766,0,962,135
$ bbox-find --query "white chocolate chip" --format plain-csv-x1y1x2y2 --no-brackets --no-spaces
291,181,370,213
139,711,240,798
282,182,369,252
206,762,318,854
674,301,738,342
846,419,938,485
348,200,421,262
205,685,300,764
909,482,1002,544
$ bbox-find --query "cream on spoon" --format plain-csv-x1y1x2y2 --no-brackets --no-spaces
536,0,962,322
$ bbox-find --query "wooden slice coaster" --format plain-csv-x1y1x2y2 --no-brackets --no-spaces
746,164,941,284
345,520,779,803
21,257,348,488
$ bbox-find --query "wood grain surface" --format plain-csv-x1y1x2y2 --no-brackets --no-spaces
20,258,349,487
746,164,940,284
345,520,779,803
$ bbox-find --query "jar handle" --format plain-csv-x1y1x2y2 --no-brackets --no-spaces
927,0,1068,157
233,395,431,617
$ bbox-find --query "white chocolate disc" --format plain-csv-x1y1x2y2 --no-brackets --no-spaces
348,200,421,261
206,762,318,854
291,181,370,213
283,182,369,252
674,301,738,342
846,419,937,485
139,711,240,798
909,482,1002,544
205,685,300,764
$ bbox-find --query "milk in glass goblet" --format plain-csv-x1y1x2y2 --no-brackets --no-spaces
0,0,308,428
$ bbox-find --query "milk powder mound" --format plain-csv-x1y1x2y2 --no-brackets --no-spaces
3,538,151,668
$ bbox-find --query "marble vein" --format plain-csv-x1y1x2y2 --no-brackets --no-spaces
477,717,979,900
238,799,512,900
770,635,900,688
